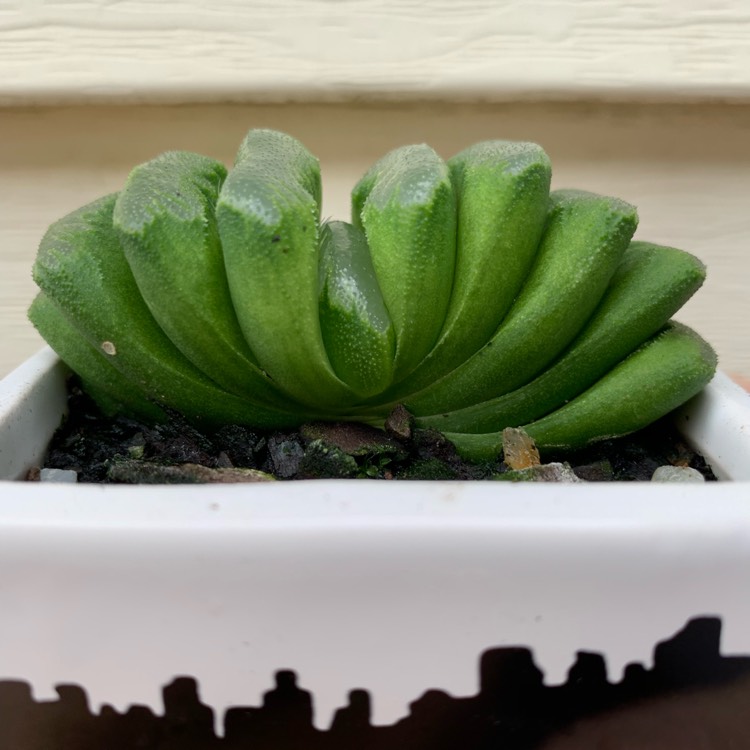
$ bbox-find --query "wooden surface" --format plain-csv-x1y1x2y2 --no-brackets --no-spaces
1,0,750,105
1,100,748,379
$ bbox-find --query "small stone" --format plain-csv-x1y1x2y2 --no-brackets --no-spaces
651,465,706,483
494,462,584,483
502,427,541,470
385,404,414,441
124,432,146,460
215,451,234,469
127,443,145,459
39,468,78,483
300,422,405,458
211,424,260,467
412,428,457,459
107,461,274,484
666,438,698,468
268,437,305,478
573,459,614,482
299,439,358,478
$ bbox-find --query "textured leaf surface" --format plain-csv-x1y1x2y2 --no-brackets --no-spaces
404,189,639,415
352,144,456,381
446,322,717,460
113,151,288,406
388,140,551,397
29,292,165,421
318,220,395,397
217,129,353,408
32,194,308,428
420,241,707,433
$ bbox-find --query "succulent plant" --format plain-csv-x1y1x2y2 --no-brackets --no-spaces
29,129,716,460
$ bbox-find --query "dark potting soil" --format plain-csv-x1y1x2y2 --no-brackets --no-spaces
32,378,717,484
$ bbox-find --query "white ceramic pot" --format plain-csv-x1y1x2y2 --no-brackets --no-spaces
0,348,749,747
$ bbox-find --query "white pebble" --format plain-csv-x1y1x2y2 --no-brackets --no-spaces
39,468,78,483
651,465,705,483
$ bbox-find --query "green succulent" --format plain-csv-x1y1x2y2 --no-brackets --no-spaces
29,129,717,461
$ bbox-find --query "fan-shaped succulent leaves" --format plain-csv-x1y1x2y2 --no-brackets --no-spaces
29,129,717,457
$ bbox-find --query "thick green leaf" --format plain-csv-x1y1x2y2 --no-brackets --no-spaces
29,292,166,421
352,144,456,381
446,322,717,460
33,194,310,428
404,189,638,415
217,129,354,408
113,151,289,406
319,220,395,397
387,140,551,397
420,241,707,433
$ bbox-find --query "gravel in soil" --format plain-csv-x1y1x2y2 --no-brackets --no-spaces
31,379,717,484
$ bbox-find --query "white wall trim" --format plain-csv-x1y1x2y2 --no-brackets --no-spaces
2,0,750,105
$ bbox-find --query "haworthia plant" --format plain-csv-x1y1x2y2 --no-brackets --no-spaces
29,129,717,457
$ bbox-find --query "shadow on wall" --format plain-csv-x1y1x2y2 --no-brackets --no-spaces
1,617,749,749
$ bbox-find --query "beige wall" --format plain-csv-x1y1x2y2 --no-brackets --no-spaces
2,101,749,379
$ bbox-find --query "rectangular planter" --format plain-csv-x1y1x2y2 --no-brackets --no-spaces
1,348,750,747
